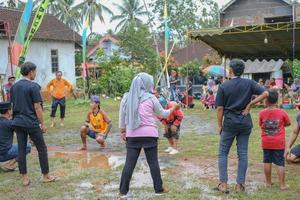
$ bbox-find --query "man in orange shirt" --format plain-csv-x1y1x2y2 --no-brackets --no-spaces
47,71,76,127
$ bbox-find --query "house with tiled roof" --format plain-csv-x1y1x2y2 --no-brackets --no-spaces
0,7,81,87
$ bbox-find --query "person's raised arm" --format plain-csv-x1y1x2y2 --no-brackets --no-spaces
152,97,179,118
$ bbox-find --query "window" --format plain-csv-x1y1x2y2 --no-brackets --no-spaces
51,49,59,73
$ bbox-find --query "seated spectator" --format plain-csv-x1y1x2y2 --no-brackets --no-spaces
285,112,300,163
0,102,31,171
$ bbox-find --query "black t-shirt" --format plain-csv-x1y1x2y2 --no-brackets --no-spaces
215,77,265,131
11,79,42,128
0,117,14,155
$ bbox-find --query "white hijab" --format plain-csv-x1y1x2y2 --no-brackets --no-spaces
123,72,154,130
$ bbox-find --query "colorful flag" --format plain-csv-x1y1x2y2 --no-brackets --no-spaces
10,0,33,65
16,0,49,78
82,18,89,77
164,0,170,59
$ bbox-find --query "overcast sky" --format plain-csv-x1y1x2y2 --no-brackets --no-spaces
92,0,230,33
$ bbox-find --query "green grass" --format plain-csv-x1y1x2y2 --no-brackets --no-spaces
1,99,300,199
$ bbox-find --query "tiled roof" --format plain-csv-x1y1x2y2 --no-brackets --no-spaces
0,7,81,44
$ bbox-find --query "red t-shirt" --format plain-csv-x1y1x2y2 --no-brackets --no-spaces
259,108,290,150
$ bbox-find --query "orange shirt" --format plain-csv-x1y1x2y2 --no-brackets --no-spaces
47,79,72,99
87,110,110,134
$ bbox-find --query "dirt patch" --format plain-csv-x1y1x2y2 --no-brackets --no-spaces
175,156,265,193
180,115,217,134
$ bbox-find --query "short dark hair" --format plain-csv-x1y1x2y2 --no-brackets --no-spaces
0,109,9,115
20,62,37,76
267,89,278,104
56,71,62,75
230,59,245,76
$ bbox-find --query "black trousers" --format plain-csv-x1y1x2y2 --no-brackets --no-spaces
50,97,66,118
119,145,163,194
14,126,49,175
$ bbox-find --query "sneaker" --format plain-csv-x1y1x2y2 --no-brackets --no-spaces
164,147,173,153
169,149,179,155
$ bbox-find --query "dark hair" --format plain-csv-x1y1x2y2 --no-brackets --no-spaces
267,89,278,104
20,62,37,76
208,90,213,95
56,71,62,75
0,109,9,115
8,76,15,81
229,59,245,76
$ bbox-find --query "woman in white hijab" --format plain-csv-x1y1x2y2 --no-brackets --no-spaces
119,72,179,198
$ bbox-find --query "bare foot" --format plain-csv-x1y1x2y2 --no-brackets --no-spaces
280,185,289,191
60,123,64,127
22,175,30,186
266,183,273,188
100,143,107,148
79,146,87,151
51,122,55,128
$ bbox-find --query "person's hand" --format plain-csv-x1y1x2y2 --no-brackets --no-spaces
242,104,251,116
170,125,178,133
218,126,222,135
120,129,126,141
174,103,181,110
40,123,47,133
285,148,291,160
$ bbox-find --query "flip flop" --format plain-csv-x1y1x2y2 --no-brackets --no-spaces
43,176,56,183
213,183,229,194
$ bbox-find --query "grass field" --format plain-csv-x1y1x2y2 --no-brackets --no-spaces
0,99,299,200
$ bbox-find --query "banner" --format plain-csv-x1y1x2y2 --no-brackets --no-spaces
10,0,33,66
82,18,89,78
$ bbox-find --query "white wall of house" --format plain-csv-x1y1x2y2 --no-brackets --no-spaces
0,39,76,88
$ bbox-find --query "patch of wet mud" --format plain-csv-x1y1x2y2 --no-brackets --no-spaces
180,115,217,134
100,156,174,199
176,157,265,194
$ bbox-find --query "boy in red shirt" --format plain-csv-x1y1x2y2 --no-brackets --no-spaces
160,101,184,155
259,90,291,190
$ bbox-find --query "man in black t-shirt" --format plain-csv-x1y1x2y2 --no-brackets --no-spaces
0,102,31,171
214,59,269,193
11,62,55,186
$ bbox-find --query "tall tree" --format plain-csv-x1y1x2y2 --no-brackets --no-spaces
150,0,219,40
119,22,159,75
110,0,148,32
73,0,113,33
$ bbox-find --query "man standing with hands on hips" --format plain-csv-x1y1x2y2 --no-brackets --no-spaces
47,71,76,127
11,62,55,186
214,59,269,193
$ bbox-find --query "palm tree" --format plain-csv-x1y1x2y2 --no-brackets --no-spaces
110,0,147,32
4,0,24,8
32,0,81,31
73,0,113,33
53,0,82,31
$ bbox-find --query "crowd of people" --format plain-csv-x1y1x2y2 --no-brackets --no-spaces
1,60,300,199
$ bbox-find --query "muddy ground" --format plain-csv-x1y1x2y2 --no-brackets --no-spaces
29,115,268,200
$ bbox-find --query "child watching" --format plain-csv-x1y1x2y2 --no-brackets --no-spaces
259,89,291,190
160,101,184,155
80,96,112,150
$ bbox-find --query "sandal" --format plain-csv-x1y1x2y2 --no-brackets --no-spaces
43,176,56,183
235,184,245,193
213,183,229,194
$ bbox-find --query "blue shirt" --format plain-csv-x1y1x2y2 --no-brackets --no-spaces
0,117,14,155
215,77,265,131
11,79,42,128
